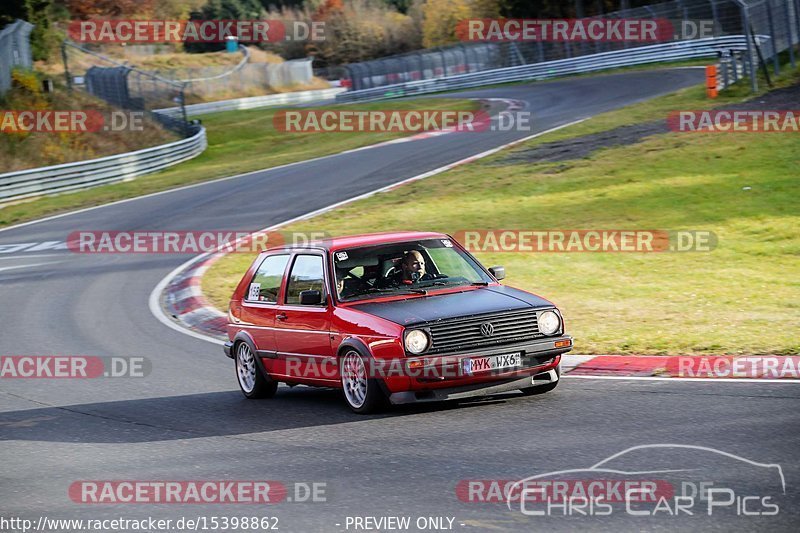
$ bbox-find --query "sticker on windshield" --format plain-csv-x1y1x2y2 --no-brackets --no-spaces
336,251,349,261
441,239,453,247
247,283,261,301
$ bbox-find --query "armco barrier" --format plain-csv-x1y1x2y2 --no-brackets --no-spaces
0,127,206,204
337,36,753,103
0,20,34,95
156,87,345,117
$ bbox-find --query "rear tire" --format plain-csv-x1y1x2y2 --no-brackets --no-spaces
235,341,278,399
340,349,388,414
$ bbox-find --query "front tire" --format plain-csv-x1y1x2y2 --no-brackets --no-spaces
235,341,278,399
340,349,387,414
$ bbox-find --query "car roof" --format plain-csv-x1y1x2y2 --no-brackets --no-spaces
262,231,450,253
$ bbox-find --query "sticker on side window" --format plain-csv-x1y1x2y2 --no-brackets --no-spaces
441,239,453,247
336,251,349,261
247,283,261,301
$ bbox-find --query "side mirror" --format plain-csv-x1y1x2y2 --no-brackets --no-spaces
299,290,323,305
489,266,505,281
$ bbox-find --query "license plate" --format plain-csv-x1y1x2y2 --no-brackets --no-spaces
462,352,522,375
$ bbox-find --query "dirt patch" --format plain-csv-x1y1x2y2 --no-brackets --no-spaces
499,81,800,165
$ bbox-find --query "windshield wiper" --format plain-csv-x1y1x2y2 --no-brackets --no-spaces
418,280,488,289
347,287,427,300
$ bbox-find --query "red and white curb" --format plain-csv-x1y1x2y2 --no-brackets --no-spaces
161,253,229,341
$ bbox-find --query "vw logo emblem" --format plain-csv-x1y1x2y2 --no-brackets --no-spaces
480,322,495,337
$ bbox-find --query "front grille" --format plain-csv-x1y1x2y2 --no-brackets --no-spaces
422,308,545,354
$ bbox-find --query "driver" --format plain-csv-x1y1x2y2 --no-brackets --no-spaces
385,250,432,286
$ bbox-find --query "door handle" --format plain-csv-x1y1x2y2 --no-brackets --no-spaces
276,313,288,321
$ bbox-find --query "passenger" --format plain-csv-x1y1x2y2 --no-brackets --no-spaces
336,268,355,299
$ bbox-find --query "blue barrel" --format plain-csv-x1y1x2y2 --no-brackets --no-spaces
225,36,238,53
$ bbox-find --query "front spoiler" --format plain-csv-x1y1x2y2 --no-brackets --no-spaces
389,366,560,405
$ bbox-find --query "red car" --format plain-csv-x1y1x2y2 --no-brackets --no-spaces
224,231,572,413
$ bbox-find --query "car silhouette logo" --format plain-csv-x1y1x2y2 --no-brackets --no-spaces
480,322,495,337
505,443,787,512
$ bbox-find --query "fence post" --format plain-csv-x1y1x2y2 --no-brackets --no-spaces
721,54,730,88
739,2,759,92
61,41,72,92
786,0,797,67
795,0,800,57
709,0,719,25
180,83,189,137
765,0,780,76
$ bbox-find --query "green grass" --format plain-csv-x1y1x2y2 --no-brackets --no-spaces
204,73,800,355
0,97,478,228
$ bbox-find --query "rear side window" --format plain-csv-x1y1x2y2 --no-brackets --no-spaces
285,255,326,305
247,254,289,302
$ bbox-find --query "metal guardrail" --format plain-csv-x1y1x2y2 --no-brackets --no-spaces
337,37,752,103
0,127,206,204
155,87,346,117
0,19,34,94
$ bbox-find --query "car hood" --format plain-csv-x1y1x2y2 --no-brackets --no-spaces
349,285,554,326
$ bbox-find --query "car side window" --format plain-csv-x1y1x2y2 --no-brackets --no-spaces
285,255,326,305
247,254,289,303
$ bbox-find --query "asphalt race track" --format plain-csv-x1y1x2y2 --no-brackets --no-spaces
2,69,799,532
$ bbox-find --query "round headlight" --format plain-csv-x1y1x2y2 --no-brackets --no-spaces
538,310,561,336
405,329,429,354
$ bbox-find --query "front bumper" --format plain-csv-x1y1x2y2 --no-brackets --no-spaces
389,366,560,404
385,334,571,400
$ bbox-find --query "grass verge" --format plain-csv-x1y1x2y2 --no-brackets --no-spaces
203,72,800,355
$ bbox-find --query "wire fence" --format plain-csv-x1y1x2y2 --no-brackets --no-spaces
343,0,800,95
0,20,34,95
62,42,317,132
62,41,195,136
159,59,314,102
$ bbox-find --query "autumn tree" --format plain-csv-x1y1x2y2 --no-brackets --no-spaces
63,0,156,18
422,0,500,48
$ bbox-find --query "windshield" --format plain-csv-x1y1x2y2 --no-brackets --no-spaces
332,238,493,302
